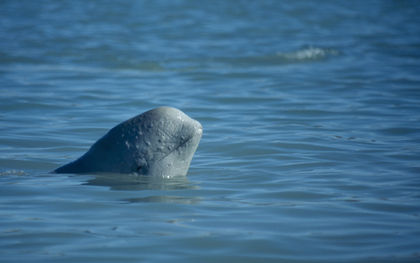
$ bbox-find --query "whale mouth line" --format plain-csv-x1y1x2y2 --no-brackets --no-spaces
157,134,194,162
155,121,202,163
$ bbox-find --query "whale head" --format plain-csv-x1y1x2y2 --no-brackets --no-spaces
55,107,202,177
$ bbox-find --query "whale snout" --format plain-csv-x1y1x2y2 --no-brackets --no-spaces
194,120,203,135
187,117,203,138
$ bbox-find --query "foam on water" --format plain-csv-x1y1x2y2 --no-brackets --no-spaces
281,47,338,61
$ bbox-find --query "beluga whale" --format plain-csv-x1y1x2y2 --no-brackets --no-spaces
54,107,202,177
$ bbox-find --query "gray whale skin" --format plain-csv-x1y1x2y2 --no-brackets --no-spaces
54,107,202,177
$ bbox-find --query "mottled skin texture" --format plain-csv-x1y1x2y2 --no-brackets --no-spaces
55,107,202,177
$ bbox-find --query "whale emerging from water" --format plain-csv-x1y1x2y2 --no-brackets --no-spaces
55,107,202,177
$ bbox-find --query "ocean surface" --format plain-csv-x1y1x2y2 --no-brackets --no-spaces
1,1,420,262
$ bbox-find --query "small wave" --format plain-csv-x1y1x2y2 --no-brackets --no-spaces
213,47,338,68
0,169,27,176
279,47,338,61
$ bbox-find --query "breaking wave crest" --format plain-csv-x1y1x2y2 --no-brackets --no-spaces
279,47,339,61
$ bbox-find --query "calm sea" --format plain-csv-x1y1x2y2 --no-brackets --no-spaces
1,1,420,262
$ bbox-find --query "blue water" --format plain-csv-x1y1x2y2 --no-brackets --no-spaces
1,1,420,262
